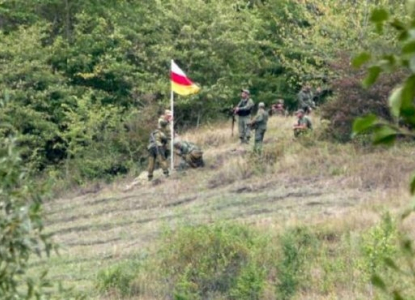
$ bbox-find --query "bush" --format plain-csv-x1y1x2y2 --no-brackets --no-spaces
276,226,317,300
96,258,142,297
159,223,272,300
320,55,406,142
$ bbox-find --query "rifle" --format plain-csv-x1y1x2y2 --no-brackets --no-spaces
231,113,235,137
220,106,236,137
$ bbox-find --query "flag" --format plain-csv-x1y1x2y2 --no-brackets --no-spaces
171,60,200,96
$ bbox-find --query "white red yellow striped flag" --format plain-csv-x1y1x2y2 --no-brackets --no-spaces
170,60,200,96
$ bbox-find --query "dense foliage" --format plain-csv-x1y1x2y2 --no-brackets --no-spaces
0,136,53,299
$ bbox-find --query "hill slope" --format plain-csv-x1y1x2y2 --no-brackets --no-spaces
34,115,415,298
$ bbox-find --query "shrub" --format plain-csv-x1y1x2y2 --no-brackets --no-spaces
159,223,272,300
359,213,397,279
276,226,317,300
320,55,406,142
96,258,142,297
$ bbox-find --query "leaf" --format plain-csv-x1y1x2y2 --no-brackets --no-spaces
398,30,410,41
352,52,371,68
352,114,377,136
388,86,403,118
402,40,415,54
363,66,382,87
399,75,415,123
371,274,386,290
390,19,406,31
370,8,389,23
410,171,415,195
372,125,397,145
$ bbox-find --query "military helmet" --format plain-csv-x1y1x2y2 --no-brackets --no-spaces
258,102,265,108
241,89,250,95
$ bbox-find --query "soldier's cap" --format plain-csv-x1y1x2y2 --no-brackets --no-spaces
258,102,265,108
295,109,305,115
164,109,172,116
241,89,250,95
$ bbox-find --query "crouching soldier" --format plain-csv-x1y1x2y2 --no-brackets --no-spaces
147,129,169,181
248,102,268,154
293,109,313,137
173,140,205,170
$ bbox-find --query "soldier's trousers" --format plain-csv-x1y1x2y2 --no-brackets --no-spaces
254,129,266,154
147,146,169,179
238,116,251,142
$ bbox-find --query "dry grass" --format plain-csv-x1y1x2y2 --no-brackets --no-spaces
31,113,415,299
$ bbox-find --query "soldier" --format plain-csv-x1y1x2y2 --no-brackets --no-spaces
271,99,286,116
173,140,205,170
249,102,268,154
147,129,169,181
234,89,255,144
293,109,313,137
158,109,173,133
297,84,315,114
158,109,174,159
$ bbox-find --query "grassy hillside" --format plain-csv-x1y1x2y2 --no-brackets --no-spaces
31,113,415,299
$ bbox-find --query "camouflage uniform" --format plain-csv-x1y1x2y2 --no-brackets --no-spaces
158,114,173,159
236,91,255,143
249,103,268,154
294,114,313,137
297,88,315,113
174,140,204,170
147,129,169,180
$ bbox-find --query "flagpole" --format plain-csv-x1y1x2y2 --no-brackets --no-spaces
170,60,174,172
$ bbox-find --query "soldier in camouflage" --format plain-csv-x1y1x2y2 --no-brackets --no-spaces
234,89,255,144
158,109,173,159
297,85,315,114
173,140,204,170
293,109,313,137
147,129,169,181
248,102,268,154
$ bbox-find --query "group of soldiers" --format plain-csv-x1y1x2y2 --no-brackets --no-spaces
146,86,315,180
146,110,205,181
234,88,313,153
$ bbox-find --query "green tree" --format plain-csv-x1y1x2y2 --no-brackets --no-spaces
0,135,54,299
352,1,415,298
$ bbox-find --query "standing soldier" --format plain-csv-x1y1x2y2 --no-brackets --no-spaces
293,109,313,137
248,102,268,154
147,129,169,181
297,84,315,114
158,109,173,159
234,89,255,144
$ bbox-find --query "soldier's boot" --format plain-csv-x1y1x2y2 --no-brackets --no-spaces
163,170,169,178
148,174,153,181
